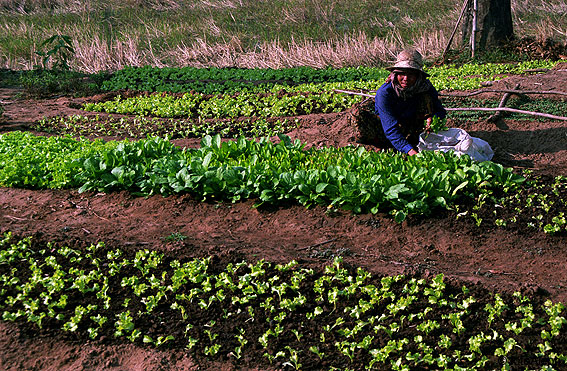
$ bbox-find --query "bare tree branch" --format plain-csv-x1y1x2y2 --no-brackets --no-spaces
334,89,567,121
439,89,567,97
445,107,567,121
487,83,520,122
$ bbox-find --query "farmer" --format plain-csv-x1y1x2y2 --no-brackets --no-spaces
373,49,446,155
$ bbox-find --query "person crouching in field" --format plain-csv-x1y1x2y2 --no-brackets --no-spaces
371,49,446,155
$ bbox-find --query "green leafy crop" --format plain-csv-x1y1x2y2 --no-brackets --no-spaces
1,234,566,370
0,132,524,221
99,60,560,94
0,131,111,189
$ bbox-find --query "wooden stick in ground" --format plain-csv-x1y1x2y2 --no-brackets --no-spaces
442,0,471,62
471,0,477,58
334,89,374,98
339,88,567,98
487,83,520,122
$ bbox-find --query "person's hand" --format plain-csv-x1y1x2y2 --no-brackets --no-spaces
424,117,433,133
408,148,418,156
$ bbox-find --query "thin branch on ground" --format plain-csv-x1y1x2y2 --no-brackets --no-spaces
488,83,521,122
445,107,567,120
335,89,567,120
439,89,567,97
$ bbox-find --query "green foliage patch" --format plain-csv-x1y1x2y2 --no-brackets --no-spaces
462,173,567,236
0,131,111,189
34,34,75,71
80,60,563,125
0,132,523,220
19,69,102,97
100,65,390,94
33,114,300,139
1,233,566,370
83,90,353,119
98,60,560,95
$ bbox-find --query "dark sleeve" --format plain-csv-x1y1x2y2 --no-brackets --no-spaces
375,86,415,154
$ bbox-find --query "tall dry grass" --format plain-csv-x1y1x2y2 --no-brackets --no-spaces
0,0,179,13
512,0,567,43
164,30,448,70
0,0,90,14
0,0,564,72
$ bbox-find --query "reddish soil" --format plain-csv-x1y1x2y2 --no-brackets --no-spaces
0,65,566,370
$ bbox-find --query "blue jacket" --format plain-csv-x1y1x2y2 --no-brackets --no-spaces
375,81,446,153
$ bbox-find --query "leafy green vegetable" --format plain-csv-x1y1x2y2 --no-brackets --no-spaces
0,131,111,189
2,234,566,370
0,132,524,221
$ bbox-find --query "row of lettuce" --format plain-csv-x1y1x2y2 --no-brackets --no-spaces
83,90,353,119
2,132,566,233
36,96,566,142
80,60,563,121
1,232,566,370
100,60,559,94
0,131,523,220
34,114,302,141
81,89,567,123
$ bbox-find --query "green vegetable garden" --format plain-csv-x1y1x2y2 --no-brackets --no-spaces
1,58,567,370
1,232,566,370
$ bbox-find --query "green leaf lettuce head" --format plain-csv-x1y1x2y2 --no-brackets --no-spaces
0,131,110,189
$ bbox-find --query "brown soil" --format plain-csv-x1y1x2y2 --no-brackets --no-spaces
0,67,567,370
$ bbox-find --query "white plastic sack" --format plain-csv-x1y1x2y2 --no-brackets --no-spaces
417,128,494,162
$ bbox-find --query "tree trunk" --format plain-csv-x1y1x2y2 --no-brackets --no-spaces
461,0,514,51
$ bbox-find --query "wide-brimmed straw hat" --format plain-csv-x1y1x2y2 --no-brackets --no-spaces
386,49,429,77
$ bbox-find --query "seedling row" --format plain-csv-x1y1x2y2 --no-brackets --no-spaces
1,232,565,370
